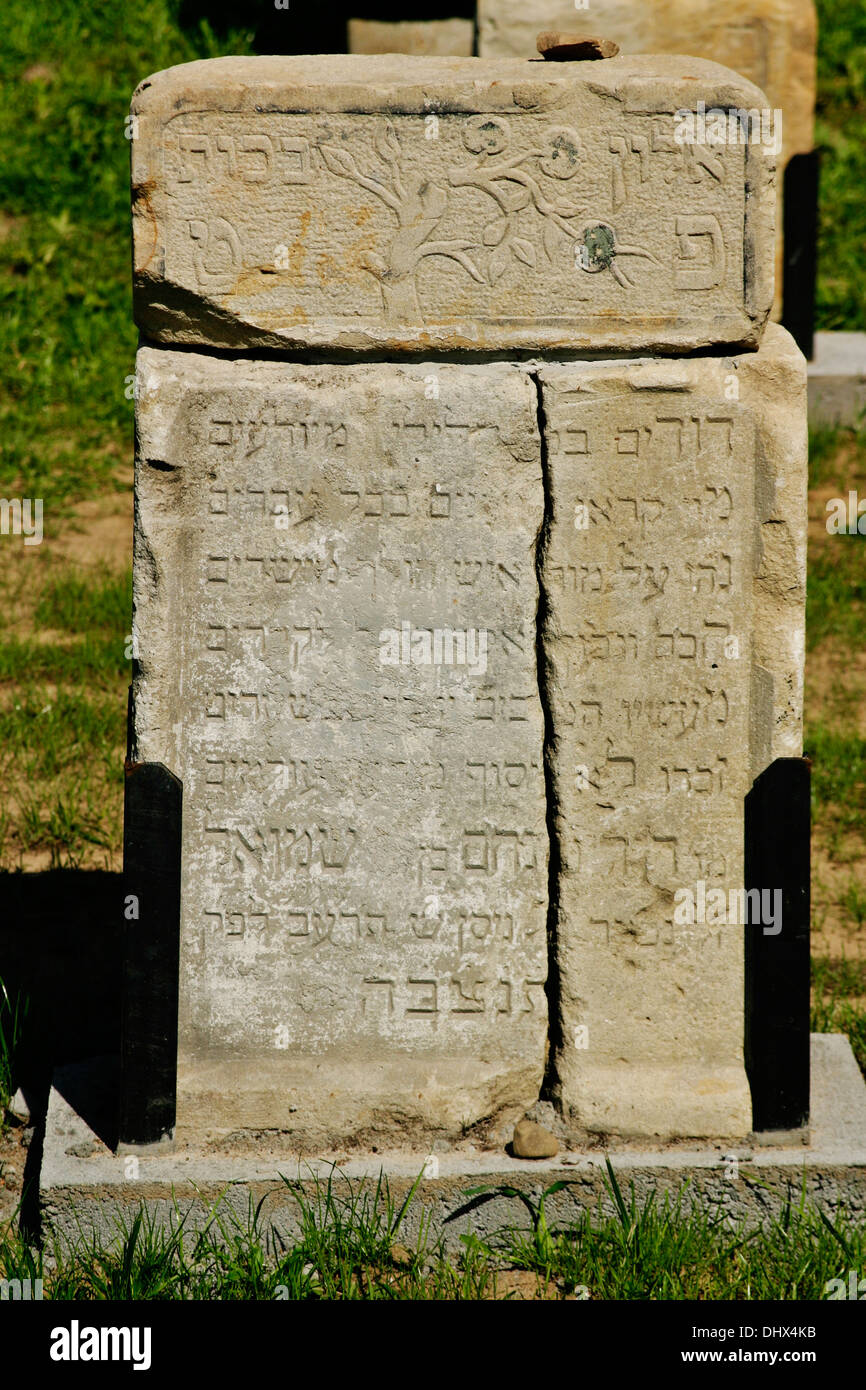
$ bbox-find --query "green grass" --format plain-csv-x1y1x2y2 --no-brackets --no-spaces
808,424,866,491
804,723,866,855
806,538,866,651
840,880,866,929
0,563,131,866
0,565,131,686
0,1,255,506
476,1162,866,1300
805,426,866,654
33,566,132,633
1,1166,864,1301
0,637,128,684
815,0,866,332
0,690,124,773
812,955,866,1079
0,687,126,868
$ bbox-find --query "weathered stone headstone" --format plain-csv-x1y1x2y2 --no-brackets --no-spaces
539,323,806,1138
348,18,475,56
477,0,817,321
132,352,548,1145
125,54,806,1148
130,55,774,355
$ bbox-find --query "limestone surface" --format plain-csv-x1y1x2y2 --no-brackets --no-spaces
538,323,807,1140
131,349,548,1147
130,54,774,354
348,19,475,56
478,0,817,318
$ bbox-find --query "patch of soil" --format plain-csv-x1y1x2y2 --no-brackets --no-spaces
52,496,133,570
0,1126,29,1230
806,641,866,738
489,1269,564,1300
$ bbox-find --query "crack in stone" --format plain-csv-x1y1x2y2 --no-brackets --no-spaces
529,368,565,1108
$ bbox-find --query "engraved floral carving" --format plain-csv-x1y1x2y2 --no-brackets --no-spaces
319,124,484,321
576,222,660,289
462,115,509,157
318,118,658,321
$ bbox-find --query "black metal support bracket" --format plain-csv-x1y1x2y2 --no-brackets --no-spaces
782,150,820,362
119,760,182,1146
744,756,811,1133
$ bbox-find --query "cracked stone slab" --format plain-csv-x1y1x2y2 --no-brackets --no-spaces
132,349,548,1147
538,323,807,1141
478,0,817,321
130,53,774,355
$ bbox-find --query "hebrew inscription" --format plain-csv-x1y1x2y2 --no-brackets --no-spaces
132,349,547,1142
540,363,757,1139
130,54,774,353
478,0,817,317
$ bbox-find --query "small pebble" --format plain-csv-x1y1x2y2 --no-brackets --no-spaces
512,1118,559,1159
537,32,620,61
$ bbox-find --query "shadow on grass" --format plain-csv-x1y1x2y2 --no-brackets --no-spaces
0,870,121,1086
0,870,122,1237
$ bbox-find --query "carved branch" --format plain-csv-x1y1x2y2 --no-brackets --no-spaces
450,155,585,231
418,241,485,283
614,242,662,267
318,144,402,216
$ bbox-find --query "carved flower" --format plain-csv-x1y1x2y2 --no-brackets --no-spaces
540,126,582,180
375,120,401,164
462,115,509,156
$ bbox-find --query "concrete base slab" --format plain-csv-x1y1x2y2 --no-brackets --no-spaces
808,331,866,427
39,1036,866,1251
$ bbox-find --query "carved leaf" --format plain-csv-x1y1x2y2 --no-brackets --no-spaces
511,237,537,269
319,144,357,179
502,184,532,214
489,241,511,284
375,120,401,164
482,216,509,247
552,197,584,218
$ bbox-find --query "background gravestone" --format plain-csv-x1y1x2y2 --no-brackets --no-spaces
348,17,475,54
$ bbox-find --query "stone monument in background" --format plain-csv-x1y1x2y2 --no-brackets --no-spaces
349,17,475,56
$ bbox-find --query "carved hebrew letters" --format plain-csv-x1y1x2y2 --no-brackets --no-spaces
477,0,817,318
540,366,756,1138
132,351,547,1139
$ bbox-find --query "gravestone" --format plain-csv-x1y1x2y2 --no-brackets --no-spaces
539,323,806,1138
348,18,475,56
130,55,774,356
477,0,818,324
132,353,548,1146
126,53,806,1147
